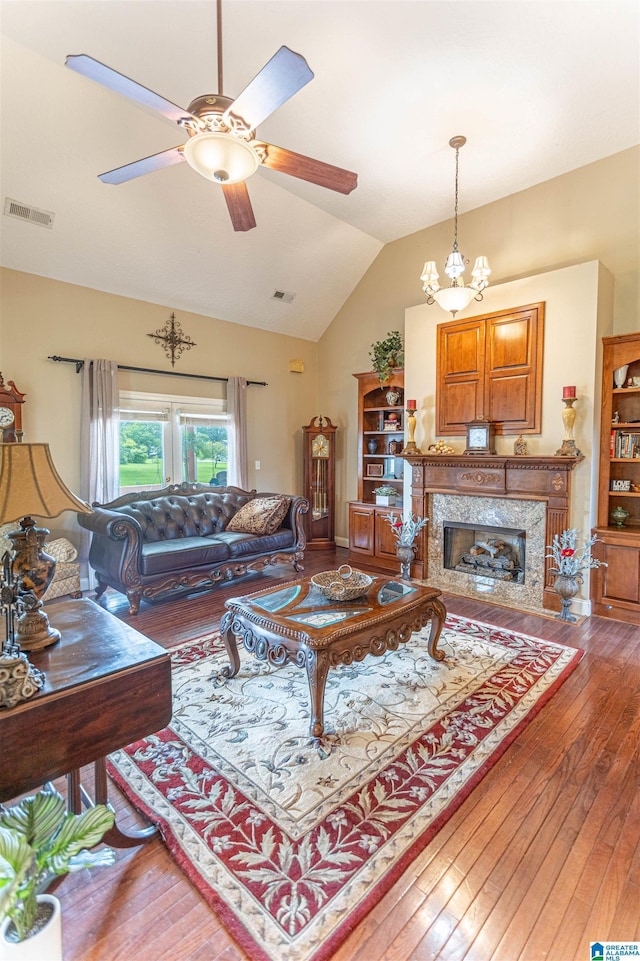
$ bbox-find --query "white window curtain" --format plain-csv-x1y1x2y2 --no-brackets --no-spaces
79,359,120,585
227,376,248,489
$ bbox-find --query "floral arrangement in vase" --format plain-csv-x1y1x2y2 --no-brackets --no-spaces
546,529,607,622
385,512,429,546
383,512,429,578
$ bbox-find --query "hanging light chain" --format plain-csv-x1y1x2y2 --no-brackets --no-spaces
452,143,460,252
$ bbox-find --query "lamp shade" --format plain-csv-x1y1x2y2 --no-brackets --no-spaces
0,443,91,524
183,132,259,184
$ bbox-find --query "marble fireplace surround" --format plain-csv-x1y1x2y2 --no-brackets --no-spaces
430,494,546,612
403,454,583,614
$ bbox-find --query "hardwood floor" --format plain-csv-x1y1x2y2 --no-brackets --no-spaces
45,548,639,961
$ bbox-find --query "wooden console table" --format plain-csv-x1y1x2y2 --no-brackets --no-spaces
0,598,172,846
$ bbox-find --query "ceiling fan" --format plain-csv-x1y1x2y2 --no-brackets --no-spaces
65,0,357,231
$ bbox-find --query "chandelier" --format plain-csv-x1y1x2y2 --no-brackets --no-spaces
420,136,491,317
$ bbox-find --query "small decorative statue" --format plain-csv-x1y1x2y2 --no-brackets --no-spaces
513,435,528,455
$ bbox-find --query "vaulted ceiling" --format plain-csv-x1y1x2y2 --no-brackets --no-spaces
1,1,638,340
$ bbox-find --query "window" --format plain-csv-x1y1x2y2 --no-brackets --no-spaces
119,391,228,493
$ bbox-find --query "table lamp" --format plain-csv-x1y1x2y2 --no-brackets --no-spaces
0,443,91,651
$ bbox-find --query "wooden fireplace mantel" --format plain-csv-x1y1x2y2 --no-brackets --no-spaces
401,453,584,610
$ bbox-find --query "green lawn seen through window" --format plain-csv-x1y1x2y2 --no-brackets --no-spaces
120,461,228,488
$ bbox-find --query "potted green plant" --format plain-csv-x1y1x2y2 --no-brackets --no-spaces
0,787,116,958
373,485,400,507
369,331,404,384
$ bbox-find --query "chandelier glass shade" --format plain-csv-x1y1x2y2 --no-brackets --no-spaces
421,136,491,317
183,132,259,184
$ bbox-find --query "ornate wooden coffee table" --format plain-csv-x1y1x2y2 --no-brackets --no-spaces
220,574,446,737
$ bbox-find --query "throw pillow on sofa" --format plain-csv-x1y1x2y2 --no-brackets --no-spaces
227,495,291,536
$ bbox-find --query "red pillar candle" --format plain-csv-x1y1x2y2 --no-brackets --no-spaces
406,399,417,410
562,386,576,399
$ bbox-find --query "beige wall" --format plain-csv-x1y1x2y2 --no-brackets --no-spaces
319,147,640,542
0,268,319,543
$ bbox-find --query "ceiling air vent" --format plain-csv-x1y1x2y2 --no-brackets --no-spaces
271,289,296,304
4,198,55,229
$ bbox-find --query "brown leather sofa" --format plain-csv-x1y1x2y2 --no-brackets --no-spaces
77,483,308,614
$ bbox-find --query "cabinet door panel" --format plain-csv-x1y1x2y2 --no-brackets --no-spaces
438,320,484,434
441,380,483,430
486,307,543,432
488,315,531,369
437,304,543,435
599,543,640,604
440,324,484,375
374,510,398,560
349,506,374,554
489,373,530,427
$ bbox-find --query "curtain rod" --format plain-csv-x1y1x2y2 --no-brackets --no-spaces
48,356,268,387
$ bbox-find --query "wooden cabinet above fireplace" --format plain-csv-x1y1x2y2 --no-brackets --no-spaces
437,302,544,436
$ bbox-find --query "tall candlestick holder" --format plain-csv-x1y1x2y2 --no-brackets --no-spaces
401,406,422,455
555,395,582,457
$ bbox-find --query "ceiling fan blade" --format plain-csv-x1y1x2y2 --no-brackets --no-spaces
223,46,313,131
66,54,197,126
221,182,257,232
256,143,358,195
99,146,185,184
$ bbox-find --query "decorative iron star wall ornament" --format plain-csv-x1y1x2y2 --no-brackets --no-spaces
147,312,196,367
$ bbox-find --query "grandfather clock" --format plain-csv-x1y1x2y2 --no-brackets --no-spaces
302,416,337,549
0,373,25,443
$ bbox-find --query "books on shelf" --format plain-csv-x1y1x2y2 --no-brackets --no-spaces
613,431,640,458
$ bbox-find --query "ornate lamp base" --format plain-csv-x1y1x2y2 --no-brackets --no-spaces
15,602,61,651
7,520,60,651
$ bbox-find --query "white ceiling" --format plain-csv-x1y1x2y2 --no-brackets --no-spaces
1,1,639,341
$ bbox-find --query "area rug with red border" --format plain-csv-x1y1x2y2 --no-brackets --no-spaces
107,614,582,961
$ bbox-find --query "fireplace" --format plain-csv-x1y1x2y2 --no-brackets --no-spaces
404,452,583,613
444,521,525,584
427,493,547,611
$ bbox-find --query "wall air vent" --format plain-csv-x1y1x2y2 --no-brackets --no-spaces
271,289,296,304
4,198,55,229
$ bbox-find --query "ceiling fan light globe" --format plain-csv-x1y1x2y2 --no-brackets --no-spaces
183,132,258,185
